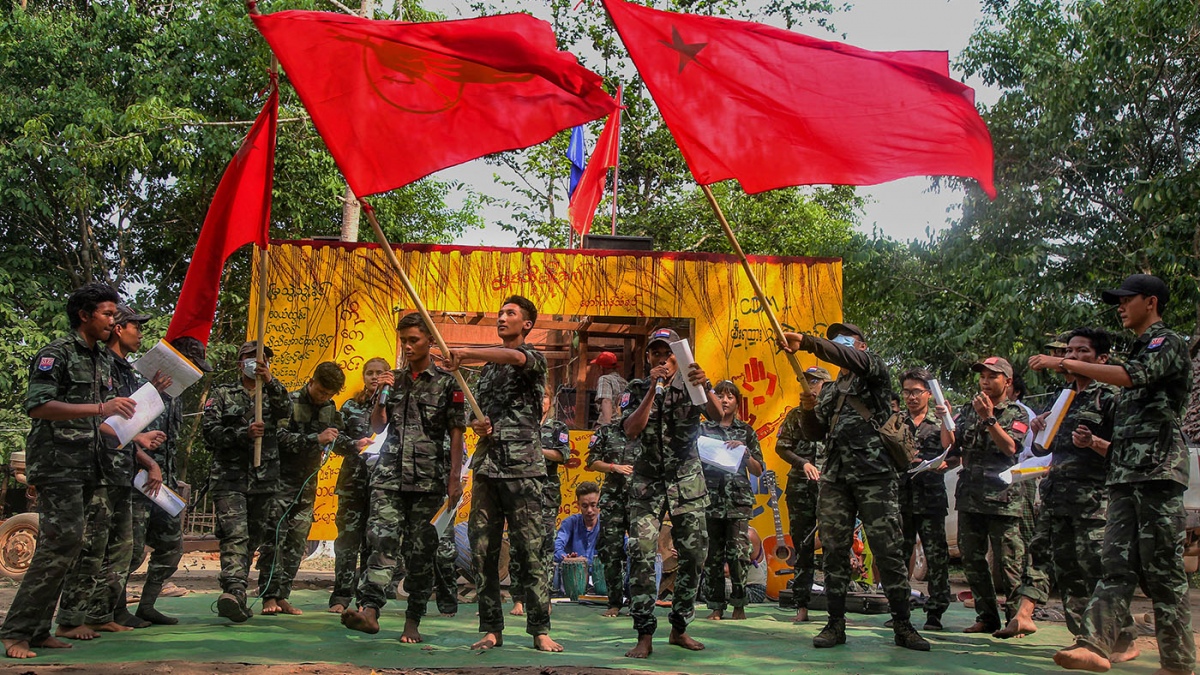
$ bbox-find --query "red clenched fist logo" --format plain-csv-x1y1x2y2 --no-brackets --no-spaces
739,357,778,424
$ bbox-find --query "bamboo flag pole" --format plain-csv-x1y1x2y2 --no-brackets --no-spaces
252,245,269,467
361,203,485,422
700,184,812,395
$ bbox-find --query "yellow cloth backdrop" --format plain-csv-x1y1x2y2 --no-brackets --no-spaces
249,241,842,541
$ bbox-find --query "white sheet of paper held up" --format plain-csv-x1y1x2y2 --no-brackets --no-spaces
1034,389,1076,449
104,382,164,448
927,378,955,432
999,453,1052,485
132,339,203,398
361,425,388,456
697,435,745,474
669,339,709,406
907,446,951,475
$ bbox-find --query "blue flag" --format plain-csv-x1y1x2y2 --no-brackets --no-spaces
567,125,587,197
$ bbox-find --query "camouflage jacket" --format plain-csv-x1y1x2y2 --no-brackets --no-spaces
375,362,465,493
334,396,372,498
1108,321,1192,487
621,376,708,511
23,334,116,486
952,399,1030,517
1038,380,1118,519
103,353,142,486
798,337,896,484
540,418,570,494
587,421,639,504
776,406,823,487
700,418,764,520
279,386,357,487
145,394,184,490
202,377,291,494
899,410,948,516
470,344,546,479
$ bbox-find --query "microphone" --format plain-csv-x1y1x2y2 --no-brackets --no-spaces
375,382,391,406
654,377,665,396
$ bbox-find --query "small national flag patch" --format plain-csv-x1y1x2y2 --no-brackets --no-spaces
1147,337,1166,351
453,391,465,403
619,392,631,408
37,357,55,371
1012,420,1029,434
559,432,569,444
588,434,598,447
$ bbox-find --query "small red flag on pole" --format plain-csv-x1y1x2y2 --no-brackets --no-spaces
567,89,622,237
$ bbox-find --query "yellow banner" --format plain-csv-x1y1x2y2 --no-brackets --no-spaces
249,241,842,541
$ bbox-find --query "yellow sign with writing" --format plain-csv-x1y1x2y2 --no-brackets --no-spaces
250,241,842,542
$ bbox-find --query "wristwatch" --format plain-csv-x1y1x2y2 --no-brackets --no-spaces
984,416,997,427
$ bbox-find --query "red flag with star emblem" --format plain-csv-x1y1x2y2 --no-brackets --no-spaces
601,0,995,198
251,10,616,198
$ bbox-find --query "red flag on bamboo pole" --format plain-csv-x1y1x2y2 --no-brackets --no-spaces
165,84,277,345
567,90,621,236
601,0,996,198
251,10,617,198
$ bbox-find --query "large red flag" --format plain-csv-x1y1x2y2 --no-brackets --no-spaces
568,97,621,236
602,0,996,198
165,85,277,345
251,10,617,198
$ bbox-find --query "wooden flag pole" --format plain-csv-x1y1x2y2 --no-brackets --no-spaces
252,244,269,467
699,184,811,395
362,204,485,422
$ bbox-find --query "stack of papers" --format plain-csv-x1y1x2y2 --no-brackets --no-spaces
697,435,745,474
103,382,164,448
132,339,204,398
1034,389,1077,449
999,453,1052,485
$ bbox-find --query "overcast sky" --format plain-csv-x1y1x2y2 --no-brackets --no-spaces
421,0,998,247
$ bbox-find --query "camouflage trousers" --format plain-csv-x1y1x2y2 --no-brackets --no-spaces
1012,507,1053,605
130,492,184,589
0,482,95,643
259,479,317,600
628,496,708,636
1038,512,1135,643
597,492,630,609
434,524,459,615
958,510,1023,627
785,480,819,608
57,485,133,626
356,489,443,623
470,475,550,636
900,507,950,620
819,478,911,621
1077,482,1195,671
510,479,559,603
330,475,369,609
704,517,750,611
212,490,277,594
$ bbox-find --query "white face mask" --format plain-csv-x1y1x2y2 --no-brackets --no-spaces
831,334,857,348
241,358,257,379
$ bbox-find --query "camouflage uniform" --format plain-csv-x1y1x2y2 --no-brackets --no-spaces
263,386,357,601
1075,322,1195,671
0,335,110,644
330,396,372,609
129,394,185,613
202,377,291,598
469,344,552,637
588,422,639,610
434,524,459,614
621,377,709,637
796,337,914,630
511,419,569,602
952,400,1029,629
775,407,821,609
700,418,763,612
356,363,464,627
897,409,951,623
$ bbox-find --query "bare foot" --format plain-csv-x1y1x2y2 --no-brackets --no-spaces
731,608,747,620
440,612,456,618
30,637,72,649
509,601,525,616
534,634,563,652
793,607,810,623
276,600,303,615
706,610,723,621
340,607,380,634
328,604,346,614
1150,669,1194,675
88,621,133,633
602,607,621,618
3,639,36,659
261,599,281,615
1110,642,1140,664
963,621,999,634
1053,645,1112,673
55,625,99,640
471,632,503,650
400,618,422,644
669,628,705,651
625,634,653,658
993,616,1037,639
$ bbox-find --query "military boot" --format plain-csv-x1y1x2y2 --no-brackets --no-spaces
217,587,253,623
136,581,179,625
893,619,931,651
813,618,847,648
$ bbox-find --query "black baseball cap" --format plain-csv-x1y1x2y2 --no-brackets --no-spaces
170,336,213,373
826,322,864,340
114,304,151,326
1102,274,1169,309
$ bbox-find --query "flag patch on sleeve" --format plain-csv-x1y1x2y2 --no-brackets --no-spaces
620,392,631,408
588,434,598,447
37,357,55,371
1147,337,1166,351
1012,421,1029,434
453,391,465,403
559,432,569,444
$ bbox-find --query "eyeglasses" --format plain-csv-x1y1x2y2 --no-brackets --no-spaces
901,389,929,397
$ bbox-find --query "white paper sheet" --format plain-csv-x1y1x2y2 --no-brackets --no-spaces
907,446,951,475
1034,389,1077,449
132,339,204,398
697,435,745,474
999,453,1053,485
669,339,709,406
431,494,464,537
104,382,165,447
927,378,956,432
361,425,388,456
133,469,186,517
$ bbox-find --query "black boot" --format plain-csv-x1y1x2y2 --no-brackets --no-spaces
115,587,152,628
217,587,253,623
136,581,179,625
813,617,847,648
893,618,931,651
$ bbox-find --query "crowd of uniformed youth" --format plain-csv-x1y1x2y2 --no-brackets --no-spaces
0,273,1194,673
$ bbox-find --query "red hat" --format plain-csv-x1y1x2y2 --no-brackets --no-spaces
589,351,618,368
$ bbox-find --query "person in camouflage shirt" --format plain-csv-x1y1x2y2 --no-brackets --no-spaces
1044,275,1195,675
0,284,139,659
945,356,1030,636
782,323,929,652
510,394,569,614
586,420,639,616
342,313,464,644
620,327,721,659
446,296,560,652
700,380,764,621
262,362,359,616
329,357,389,613
202,340,291,624
774,366,831,623
895,368,956,631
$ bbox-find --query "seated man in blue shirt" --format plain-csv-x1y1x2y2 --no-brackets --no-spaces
554,481,602,593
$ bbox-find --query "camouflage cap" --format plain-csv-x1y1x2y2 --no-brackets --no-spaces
1044,332,1070,350
238,340,274,359
114,304,151,326
971,356,1013,378
170,336,213,373
803,366,833,382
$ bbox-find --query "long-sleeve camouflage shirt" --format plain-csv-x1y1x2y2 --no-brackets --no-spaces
334,396,372,498
1039,379,1119,519
1108,321,1192,487
470,344,546,480
620,376,709,512
700,418,764,520
24,333,115,486
776,406,823,485
586,421,639,504
104,352,142,486
279,385,357,488
540,418,570,496
145,394,184,490
202,377,290,494
375,362,465,493
899,410,948,516
952,399,1029,517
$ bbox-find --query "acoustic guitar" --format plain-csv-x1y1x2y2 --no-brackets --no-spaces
761,471,796,601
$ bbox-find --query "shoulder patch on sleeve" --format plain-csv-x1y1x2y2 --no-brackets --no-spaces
620,392,631,409
205,398,217,409
453,390,465,403
588,434,598,447
37,356,55,371
1012,420,1029,434
559,431,569,444
1147,337,1166,351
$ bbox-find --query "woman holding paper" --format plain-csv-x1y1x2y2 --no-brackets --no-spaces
698,381,763,621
